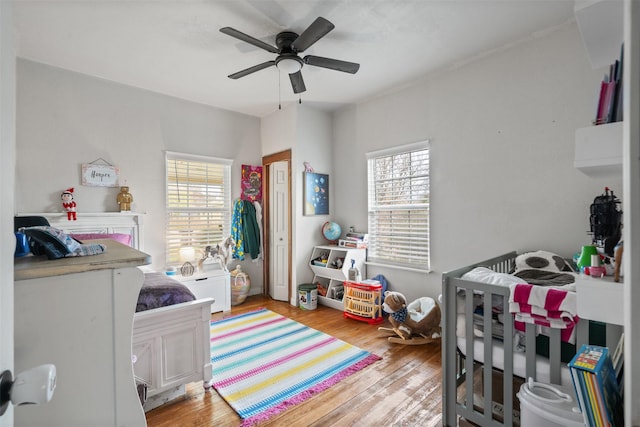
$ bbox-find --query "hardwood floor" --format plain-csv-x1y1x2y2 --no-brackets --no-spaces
145,295,443,427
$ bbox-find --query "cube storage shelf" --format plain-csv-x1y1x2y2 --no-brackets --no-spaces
343,281,384,324
308,245,366,310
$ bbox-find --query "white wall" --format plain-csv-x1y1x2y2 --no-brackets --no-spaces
0,1,15,425
15,59,265,292
332,22,622,303
261,104,334,304
293,106,333,290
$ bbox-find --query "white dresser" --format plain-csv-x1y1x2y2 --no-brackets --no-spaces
14,240,150,427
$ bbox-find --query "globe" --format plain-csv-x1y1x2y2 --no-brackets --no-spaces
322,221,342,243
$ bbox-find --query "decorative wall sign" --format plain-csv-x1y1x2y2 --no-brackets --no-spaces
82,161,120,187
241,164,263,202
304,172,329,215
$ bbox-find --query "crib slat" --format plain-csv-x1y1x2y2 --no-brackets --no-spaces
482,294,493,421
576,317,589,349
548,328,561,384
525,323,537,381
502,297,514,427
464,289,476,416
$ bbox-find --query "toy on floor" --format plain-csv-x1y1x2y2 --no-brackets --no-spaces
378,291,441,345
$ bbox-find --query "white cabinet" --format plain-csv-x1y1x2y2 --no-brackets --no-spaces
575,121,623,176
14,240,149,427
574,272,624,354
574,273,624,326
308,245,366,310
175,269,231,313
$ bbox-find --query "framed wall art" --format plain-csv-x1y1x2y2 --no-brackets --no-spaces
304,172,329,215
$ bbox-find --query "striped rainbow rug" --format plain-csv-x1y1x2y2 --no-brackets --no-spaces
210,308,381,426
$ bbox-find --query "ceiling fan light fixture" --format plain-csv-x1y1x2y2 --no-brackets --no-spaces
276,57,302,74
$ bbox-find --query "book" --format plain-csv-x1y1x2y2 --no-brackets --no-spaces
595,80,616,125
570,366,590,426
345,232,368,241
612,333,624,392
338,239,367,248
569,344,623,427
593,43,624,125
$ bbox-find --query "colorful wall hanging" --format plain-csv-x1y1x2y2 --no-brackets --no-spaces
241,165,263,202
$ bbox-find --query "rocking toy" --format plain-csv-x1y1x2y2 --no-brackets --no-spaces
378,291,442,345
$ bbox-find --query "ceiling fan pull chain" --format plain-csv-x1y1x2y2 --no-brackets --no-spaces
278,70,282,110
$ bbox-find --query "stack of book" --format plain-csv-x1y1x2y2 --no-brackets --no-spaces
338,232,368,249
594,44,624,125
569,343,623,427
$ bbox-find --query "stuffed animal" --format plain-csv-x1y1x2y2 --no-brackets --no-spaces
379,291,441,345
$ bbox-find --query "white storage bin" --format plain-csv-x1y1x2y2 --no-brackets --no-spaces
517,378,584,427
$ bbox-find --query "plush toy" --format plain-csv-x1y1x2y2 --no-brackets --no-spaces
61,187,77,221
378,291,441,345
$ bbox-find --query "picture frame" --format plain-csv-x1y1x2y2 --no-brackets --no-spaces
304,172,329,215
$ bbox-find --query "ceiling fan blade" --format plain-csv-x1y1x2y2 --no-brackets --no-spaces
303,55,360,74
228,61,276,79
220,27,279,53
291,17,334,52
289,71,306,94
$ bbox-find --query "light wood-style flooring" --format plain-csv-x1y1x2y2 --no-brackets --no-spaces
145,295,443,427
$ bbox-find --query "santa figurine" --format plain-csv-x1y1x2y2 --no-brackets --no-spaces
61,187,77,220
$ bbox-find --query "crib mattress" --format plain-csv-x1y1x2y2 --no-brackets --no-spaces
456,336,573,387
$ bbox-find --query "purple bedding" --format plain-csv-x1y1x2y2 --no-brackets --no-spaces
136,272,196,312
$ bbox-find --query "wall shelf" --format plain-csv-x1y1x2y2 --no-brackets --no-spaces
574,121,622,176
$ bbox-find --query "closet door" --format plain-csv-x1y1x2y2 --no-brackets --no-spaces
269,160,289,301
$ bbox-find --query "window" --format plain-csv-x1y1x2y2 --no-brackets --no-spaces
165,151,232,265
366,141,430,271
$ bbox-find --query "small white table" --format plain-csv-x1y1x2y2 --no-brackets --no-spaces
174,268,231,313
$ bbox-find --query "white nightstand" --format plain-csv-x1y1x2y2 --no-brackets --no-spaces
176,269,231,313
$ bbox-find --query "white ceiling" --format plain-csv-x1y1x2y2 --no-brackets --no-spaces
12,0,578,118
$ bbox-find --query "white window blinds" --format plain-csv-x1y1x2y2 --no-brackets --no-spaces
366,141,430,270
165,152,232,265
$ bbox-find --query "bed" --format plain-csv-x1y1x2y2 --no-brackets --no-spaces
133,273,213,411
441,251,613,427
17,212,214,411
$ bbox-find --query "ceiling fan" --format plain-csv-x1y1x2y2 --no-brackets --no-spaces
220,17,360,94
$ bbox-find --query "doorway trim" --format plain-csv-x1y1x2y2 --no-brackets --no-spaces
262,149,292,299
